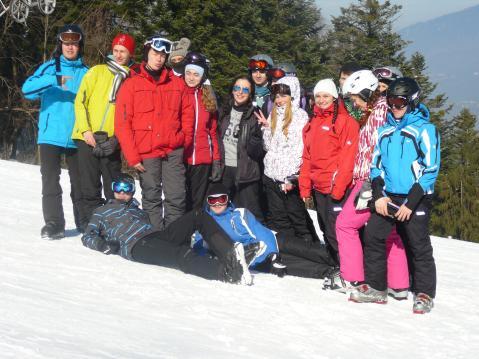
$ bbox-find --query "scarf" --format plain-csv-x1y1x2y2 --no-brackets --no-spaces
255,85,270,107
106,55,129,103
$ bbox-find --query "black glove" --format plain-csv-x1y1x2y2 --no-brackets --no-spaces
92,136,119,158
102,241,120,255
93,131,109,144
209,160,224,182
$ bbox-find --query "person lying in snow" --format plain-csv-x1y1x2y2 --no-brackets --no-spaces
193,183,337,279
81,173,263,285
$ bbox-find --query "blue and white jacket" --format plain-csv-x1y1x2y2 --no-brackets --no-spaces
81,199,152,260
192,203,279,268
22,55,88,148
370,104,440,207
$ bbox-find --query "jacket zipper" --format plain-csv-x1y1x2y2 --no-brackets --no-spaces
192,89,199,165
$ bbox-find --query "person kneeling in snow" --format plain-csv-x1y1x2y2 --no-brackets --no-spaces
193,183,336,279
81,173,263,285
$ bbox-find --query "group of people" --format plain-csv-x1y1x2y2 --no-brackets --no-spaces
23,24,441,314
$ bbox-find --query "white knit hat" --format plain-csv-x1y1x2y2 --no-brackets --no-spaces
313,78,338,98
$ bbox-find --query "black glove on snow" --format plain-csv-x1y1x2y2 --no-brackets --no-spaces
209,160,224,182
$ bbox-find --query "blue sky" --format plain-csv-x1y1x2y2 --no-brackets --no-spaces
317,0,479,29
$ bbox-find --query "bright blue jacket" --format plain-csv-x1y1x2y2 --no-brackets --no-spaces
22,56,88,148
192,203,279,268
370,104,440,196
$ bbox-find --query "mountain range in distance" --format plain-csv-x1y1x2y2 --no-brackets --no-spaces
399,4,479,121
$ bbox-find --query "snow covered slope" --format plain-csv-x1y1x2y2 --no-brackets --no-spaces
0,160,478,358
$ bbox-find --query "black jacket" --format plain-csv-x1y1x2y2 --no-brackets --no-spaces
218,102,264,184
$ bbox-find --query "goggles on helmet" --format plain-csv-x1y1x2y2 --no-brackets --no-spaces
207,194,229,206
112,180,135,194
269,68,286,79
59,31,82,44
387,96,408,109
248,59,269,70
146,37,172,53
373,67,396,80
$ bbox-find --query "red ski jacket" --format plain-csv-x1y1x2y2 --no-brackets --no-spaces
299,101,359,200
115,64,194,167
183,87,221,165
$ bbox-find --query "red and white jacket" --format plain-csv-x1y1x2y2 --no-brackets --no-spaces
353,97,388,182
114,64,194,167
299,101,359,200
183,87,221,165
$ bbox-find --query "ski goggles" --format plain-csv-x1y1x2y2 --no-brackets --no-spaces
269,68,286,79
207,194,229,206
248,59,269,70
59,31,82,44
146,37,172,53
373,67,395,80
112,181,135,194
233,85,250,94
387,96,408,109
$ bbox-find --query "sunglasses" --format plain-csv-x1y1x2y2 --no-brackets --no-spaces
59,31,81,44
387,96,408,109
146,37,172,53
248,59,269,70
269,68,286,79
112,181,135,194
207,194,228,206
233,85,250,94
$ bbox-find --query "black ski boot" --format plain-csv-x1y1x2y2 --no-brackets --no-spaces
41,222,65,240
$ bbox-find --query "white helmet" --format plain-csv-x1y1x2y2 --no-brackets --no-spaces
342,70,378,101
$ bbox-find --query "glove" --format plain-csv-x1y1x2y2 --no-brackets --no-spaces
102,241,120,255
93,131,109,144
354,180,372,210
209,160,224,182
92,136,119,158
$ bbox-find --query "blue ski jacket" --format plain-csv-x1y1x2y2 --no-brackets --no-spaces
81,199,152,260
192,203,279,268
22,55,88,148
370,104,440,200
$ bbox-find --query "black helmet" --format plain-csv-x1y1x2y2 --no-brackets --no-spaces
112,173,136,194
55,24,85,57
387,77,421,110
183,51,209,84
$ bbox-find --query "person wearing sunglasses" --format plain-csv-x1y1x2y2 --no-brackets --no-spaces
115,34,194,231
299,79,359,266
217,76,265,221
324,70,409,297
255,76,315,243
72,33,136,232
372,66,403,95
182,52,222,210
350,78,440,314
248,54,274,113
82,174,256,285
22,24,88,239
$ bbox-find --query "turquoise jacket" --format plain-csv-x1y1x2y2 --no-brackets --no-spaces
22,55,88,148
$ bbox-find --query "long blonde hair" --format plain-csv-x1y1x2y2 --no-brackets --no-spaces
271,98,293,137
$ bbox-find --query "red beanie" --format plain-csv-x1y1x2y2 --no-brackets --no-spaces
111,33,135,55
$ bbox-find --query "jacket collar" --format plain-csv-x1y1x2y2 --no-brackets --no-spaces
137,62,170,84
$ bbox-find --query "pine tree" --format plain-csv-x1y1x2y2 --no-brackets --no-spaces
432,109,479,242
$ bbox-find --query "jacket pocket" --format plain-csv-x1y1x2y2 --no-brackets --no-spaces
134,90,154,113
132,122,152,154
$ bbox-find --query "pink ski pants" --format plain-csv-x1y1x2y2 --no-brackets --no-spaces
336,180,409,289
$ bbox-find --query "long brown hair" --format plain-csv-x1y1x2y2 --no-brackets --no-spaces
271,97,293,137
201,84,217,113
357,89,381,127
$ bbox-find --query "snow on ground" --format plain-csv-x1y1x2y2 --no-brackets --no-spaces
0,159,478,359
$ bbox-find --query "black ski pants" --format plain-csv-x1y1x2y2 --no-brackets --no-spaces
186,163,211,211
75,140,122,229
221,166,264,222
131,209,235,280
263,175,316,241
313,190,350,265
364,195,436,297
39,144,82,229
